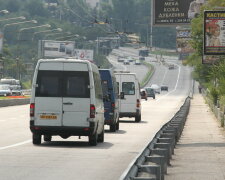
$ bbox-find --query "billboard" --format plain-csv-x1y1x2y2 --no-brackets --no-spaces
74,49,94,61
202,55,220,64
204,11,225,55
153,0,193,25
176,28,194,59
40,40,75,58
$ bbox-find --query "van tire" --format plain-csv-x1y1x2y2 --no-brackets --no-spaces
33,134,41,145
44,135,52,142
97,129,104,143
116,119,119,130
135,115,141,122
110,123,117,132
89,132,98,146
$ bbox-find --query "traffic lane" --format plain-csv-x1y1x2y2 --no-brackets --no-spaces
0,93,187,180
108,55,148,83
0,105,30,147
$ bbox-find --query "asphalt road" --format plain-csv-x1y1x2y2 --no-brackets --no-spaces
0,48,192,180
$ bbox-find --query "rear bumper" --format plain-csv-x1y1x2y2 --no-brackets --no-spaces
119,109,140,118
30,121,95,136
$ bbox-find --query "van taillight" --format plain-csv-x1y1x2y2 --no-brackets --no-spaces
90,104,95,118
111,103,115,110
136,99,141,108
30,103,35,117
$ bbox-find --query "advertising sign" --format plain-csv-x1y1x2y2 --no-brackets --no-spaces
153,0,193,25
176,28,194,59
74,49,94,61
42,40,75,58
204,11,225,55
202,55,220,64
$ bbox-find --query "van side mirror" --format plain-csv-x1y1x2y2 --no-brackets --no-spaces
120,92,125,99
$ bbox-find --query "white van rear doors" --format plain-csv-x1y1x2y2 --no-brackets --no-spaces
35,62,63,126
62,62,90,127
117,74,137,113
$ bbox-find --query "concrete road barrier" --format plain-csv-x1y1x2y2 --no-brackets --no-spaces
121,97,191,180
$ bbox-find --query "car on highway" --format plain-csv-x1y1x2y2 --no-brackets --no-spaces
10,85,23,96
161,85,168,91
150,84,160,94
145,87,155,99
0,84,12,96
118,57,125,62
139,56,145,61
123,59,130,65
135,60,141,65
140,89,147,101
168,64,175,69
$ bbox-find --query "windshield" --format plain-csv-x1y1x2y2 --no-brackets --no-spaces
35,70,90,98
122,82,135,95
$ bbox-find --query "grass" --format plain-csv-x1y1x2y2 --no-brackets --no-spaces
0,95,30,100
140,61,154,88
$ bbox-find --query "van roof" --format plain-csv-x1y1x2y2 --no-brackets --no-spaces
38,58,92,64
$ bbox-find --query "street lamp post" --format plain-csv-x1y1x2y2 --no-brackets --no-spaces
55,34,79,41
0,16,25,22
45,31,71,39
3,20,37,33
0,10,9,15
18,24,51,40
32,28,62,41
16,24,51,80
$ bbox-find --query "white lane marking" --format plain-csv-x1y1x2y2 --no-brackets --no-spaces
0,120,6,122
156,64,181,101
0,140,31,150
160,68,168,85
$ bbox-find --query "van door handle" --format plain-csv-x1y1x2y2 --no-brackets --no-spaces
63,102,73,105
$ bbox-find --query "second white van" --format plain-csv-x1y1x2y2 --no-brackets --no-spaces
115,72,141,122
30,59,104,146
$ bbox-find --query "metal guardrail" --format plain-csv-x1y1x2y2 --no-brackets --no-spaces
120,97,191,180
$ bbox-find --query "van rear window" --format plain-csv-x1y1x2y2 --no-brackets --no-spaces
35,70,90,98
122,82,135,95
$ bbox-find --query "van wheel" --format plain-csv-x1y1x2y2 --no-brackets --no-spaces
135,115,141,122
116,120,119,130
89,132,98,146
33,134,41,145
44,135,52,142
110,123,117,132
97,129,104,143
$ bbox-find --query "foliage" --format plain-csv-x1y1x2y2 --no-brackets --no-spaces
187,0,225,106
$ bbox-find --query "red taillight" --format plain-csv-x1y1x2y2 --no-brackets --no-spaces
111,103,115,110
30,103,35,117
136,99,141,108
90,104,95,118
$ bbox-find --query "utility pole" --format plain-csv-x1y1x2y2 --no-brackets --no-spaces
150,0,153,51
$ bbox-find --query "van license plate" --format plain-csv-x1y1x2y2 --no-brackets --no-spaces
40,115,57,120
